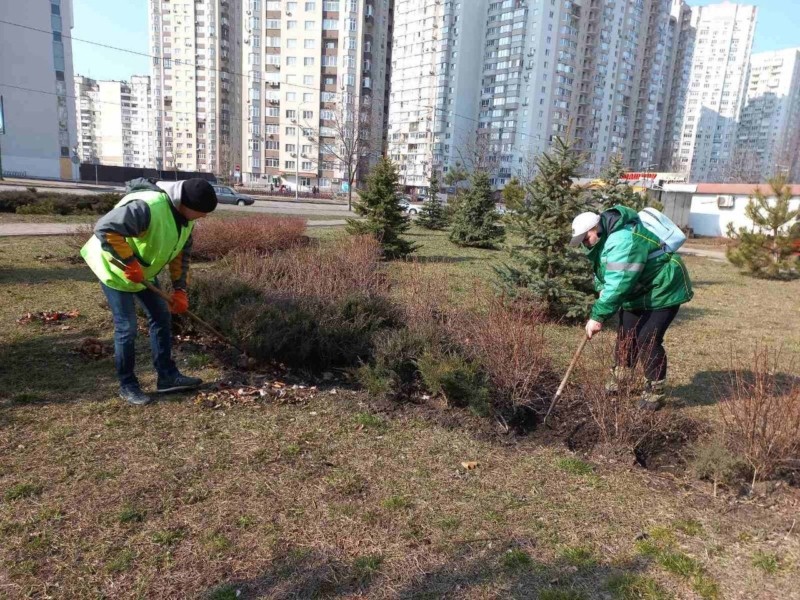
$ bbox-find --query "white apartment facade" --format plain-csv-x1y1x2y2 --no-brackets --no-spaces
73,76,158,168
387,0,487,191
387,0,685,193
149,0,242,176
665,2,757,182
0,0,78,179
737,48,800,182
239,0,392,190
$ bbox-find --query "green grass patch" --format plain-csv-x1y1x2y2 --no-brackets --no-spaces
658,550,703,578
106,548,135,573
118,503,146,524
438,516,461,531
752,550,781,574
560,546,596,568
607,573,672,600
354,412,386,430
500,548,533,572
4,482,43,501
204,532,232,556
381,495,412,511
352,553,383,582
692,573,721,600
673,518,703,537
205,584,240,600
185,352,213,368
635,539,662,558
151,528,186,547
556,457,594,476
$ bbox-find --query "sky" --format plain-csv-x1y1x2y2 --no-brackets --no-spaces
71,0,799,81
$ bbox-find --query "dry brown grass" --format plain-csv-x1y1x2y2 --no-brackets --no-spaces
191,214,307,260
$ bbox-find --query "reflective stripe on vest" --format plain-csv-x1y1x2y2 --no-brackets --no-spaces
80,191,194,292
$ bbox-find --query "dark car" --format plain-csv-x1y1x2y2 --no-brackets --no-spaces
212,185,255,206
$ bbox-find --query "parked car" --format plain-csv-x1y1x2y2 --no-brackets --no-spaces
212,185,255,206
398,197,423,215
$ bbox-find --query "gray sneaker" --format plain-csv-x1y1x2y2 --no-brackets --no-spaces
156,373,203,393
120,386,152,406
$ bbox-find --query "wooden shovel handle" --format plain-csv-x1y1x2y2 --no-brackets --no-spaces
543,335,589,426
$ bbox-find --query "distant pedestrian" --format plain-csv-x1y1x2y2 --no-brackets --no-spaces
569,205,694,410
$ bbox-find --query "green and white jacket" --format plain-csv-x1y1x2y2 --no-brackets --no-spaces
583,205,693,322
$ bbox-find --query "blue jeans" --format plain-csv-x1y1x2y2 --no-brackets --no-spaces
101,282,179,389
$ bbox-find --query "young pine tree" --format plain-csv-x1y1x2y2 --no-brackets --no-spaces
417,171,448,230
443,162,470,223
449,170,505,248
496,137,595,320
346,157,417,259
726,175,800,280
502,176,526,211
592,155,654,212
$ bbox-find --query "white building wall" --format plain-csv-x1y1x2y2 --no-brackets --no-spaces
689,192,800,237
669,3,757,182
0,0,78,179
130,75,157,168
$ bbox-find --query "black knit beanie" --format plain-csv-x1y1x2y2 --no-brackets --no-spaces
181,179,218,213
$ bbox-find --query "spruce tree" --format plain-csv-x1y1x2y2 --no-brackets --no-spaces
346,157,417,259
592,155,656,212
443,162,470,223
448,170,505,248
726,175,800,280
496,137,595,320
417,171,447,230
502,176,526,211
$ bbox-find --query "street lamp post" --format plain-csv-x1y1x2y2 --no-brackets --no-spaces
291,118,300,202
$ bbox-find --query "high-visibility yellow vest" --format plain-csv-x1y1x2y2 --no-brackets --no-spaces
81,191,194,292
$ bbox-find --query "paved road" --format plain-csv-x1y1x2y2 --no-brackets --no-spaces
0,219,347,237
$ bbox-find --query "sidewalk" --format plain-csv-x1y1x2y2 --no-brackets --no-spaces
678,245,726,260
0,220,346,237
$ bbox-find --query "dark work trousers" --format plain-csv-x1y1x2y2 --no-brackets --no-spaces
614,306,680,382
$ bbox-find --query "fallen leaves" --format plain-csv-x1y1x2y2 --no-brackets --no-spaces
74,337,113,360
193,380,318,409
17,310,80,325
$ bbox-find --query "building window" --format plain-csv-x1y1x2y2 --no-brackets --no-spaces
285,161,296,169
305,2,316,9
304,39,315,49
286,92,297,101
287,38,297,48
287,20,297,29
266,158,279,167
302,161,313,170
285,143,296,152
305,20,316,30
286,56,297,66
323,19,338,29
286,126,297,135
302,110,313,119
303,92,313,102
51,3,61,15
304,57,315,66
303,75,314,85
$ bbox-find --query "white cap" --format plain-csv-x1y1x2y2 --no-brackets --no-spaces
569,212,601,247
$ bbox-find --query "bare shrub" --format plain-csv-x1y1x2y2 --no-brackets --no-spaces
191,235,395,369
447,290,554,418
573,336,697,458
65,223,96,254
191,215,307,260
718,346,800,482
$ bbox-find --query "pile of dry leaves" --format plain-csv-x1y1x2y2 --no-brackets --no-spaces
17,309,80,326
193,378,319,409
74,337,113,360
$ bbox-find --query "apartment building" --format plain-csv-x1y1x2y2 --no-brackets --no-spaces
73,76,158,168
387,0,685,192
149,0,242,175
0,0,78,179
74,75,100,164
663,2,757,182
737,48,800,182
387,0,487,191
239,0,392,190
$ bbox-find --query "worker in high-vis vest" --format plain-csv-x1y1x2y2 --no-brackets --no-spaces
81,178,217,405
569,205,693,410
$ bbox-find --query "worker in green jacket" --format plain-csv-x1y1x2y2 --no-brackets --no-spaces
81,178,217,406
569,205,694,410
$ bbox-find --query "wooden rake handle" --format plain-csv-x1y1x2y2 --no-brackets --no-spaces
543,335,589,426
108,258,243,353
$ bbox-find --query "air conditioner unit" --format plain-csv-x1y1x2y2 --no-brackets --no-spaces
290,153,297,157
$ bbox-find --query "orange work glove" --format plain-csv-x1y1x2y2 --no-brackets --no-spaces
123,260,145,284
170,289,189,314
